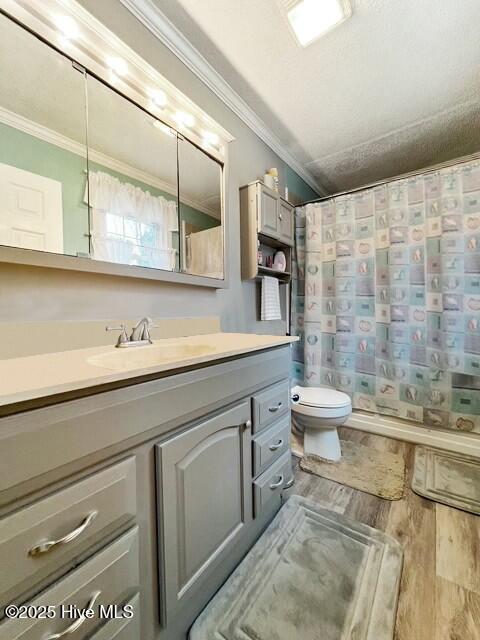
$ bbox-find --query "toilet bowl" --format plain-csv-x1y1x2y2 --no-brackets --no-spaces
291,385,352,461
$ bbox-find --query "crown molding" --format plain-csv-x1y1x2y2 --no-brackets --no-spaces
0,106,220,219
119,0,326,196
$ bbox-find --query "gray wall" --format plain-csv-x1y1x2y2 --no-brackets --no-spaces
0,0,318,339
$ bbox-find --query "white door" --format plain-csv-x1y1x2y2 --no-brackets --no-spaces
0,162,63,253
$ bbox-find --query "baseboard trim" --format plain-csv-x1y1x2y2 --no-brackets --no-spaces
346,412,480,457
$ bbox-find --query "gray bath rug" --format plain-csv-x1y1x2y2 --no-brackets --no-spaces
412,446,480,515
293,432,405,500
190,495,403,640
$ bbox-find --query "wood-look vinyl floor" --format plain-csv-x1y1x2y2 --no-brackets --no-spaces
288,427,480,640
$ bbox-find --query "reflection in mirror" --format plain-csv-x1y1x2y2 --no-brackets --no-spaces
86,75,179,271
178,138,224,279
0,13,89,257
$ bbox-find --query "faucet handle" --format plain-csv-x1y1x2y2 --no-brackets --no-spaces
106,324,129,346
142,323,159,342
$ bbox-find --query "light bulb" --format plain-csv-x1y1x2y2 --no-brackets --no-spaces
54,15,79,40
106,56,128,77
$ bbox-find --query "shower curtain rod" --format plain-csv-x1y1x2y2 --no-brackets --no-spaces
300,149,480,206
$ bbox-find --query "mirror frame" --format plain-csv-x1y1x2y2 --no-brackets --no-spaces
0,8,229,289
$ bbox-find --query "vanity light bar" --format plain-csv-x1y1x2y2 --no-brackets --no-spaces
174,110,195,129
203,131,220,147
2,0,233,161
149,89,167,108
54,15,79,40
106,55,128,77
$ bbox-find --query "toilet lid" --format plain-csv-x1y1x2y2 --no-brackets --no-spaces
292,386,351,409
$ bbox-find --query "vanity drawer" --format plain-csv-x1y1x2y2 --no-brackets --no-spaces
0,457,136,609
253,451,291,517
88,593,140,640
252,381,290,433
252,414,291,477
0,527,139,640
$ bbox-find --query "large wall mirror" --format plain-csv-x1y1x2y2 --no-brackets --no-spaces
0,11,226,284
0,12,89,258
179,137,223,279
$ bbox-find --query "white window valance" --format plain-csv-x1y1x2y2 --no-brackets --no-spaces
85,170,178,271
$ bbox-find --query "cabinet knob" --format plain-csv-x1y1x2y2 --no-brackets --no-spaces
278,213,283,220
244,419,252,430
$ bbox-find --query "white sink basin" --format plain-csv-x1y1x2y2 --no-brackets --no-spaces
87,343,213,371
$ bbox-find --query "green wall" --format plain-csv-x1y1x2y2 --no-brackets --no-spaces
0,122,219,257
0,122,89,256
285,164,321,202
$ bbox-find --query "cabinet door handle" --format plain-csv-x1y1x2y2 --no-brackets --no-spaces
268,402,283,413
278,213,283,220
269,474,284,490
45,591,101,639
269,439,284,452
243,419,252,431
29,511,98,557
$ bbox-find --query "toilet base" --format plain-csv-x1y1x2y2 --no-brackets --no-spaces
304,427,342,462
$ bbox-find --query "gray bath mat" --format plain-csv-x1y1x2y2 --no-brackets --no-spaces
190,495,403,640
293,432,405,500
412,446,480,514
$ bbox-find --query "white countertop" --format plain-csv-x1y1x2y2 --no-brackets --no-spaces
0,333,297,410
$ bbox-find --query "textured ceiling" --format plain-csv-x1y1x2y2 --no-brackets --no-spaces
156,0,480,194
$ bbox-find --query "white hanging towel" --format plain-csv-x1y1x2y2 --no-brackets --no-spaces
261,276,281,320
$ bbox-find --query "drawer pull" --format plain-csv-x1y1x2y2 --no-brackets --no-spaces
29,511,98,557
269,439,284,452
45,591,101,639
268,402,283,413
269,474,284,490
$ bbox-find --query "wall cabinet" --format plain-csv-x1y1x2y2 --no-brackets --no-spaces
240,181,294,283
0,346,292,640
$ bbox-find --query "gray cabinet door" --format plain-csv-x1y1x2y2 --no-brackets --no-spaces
156,401,252,622
258,184,278,237
279,199,294,246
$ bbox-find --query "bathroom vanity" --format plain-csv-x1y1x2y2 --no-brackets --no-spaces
0,335,295,640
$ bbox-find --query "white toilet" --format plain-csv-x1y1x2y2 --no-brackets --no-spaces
291,385,352,461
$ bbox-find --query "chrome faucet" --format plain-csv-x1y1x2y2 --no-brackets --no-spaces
106,317,159,348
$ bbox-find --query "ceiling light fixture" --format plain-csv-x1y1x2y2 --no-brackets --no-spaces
54,15,79,41
174,110,195,128
283,0,351,47
149,89,167,108
152,120,175,137
106,56,128,77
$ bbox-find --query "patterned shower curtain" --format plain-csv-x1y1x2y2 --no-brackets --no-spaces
291,159,480,435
